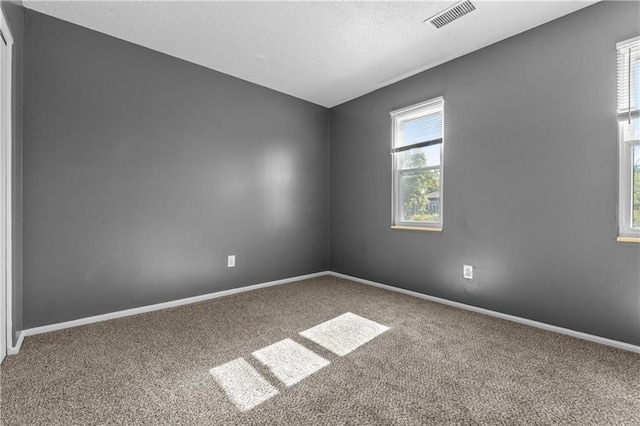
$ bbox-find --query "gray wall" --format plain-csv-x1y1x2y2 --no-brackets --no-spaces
1,0,23,346
23,10,329,328
329,1,640,345
19,2,640,346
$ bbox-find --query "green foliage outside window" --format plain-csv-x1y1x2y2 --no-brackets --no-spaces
402,151,440,223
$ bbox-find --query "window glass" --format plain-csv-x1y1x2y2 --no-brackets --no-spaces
398,144,441,169
400,169,441,223
621,116,640,141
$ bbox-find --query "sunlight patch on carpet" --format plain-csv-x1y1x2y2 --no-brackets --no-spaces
252,338,330,387
209,358,279,412
299,312,390,356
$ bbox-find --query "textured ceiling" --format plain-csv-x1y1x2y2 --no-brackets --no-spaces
24,1,599,107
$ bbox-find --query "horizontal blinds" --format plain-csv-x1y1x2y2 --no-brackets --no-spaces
398,112,442,148
617,38,640,115
391,98,443,149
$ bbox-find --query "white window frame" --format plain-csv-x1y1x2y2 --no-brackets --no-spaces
618,128,639,239
617,36,640,241
390,97,444,231
0,7,13,361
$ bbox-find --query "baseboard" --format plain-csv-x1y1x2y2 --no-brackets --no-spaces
10,270,640,356
17,271,330,347
7,331,24,355
328,272,640,354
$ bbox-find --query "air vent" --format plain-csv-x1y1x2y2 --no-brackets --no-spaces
426,0,476,29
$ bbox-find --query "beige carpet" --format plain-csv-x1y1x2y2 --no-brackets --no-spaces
1,276,639,425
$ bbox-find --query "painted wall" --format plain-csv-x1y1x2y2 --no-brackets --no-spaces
1,0,23,346
23,11,329,328
329,1,640,345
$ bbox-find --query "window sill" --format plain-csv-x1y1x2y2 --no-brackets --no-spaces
616,236,640,243
390,226,442,232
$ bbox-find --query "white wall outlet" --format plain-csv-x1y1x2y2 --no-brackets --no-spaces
463,264,473,280
227,255,236,268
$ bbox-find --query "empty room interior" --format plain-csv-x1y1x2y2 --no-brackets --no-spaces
0,0,639,424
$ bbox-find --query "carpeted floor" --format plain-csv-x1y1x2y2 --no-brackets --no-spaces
1,276,639,425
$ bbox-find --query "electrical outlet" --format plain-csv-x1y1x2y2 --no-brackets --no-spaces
227,255,236,268
463,264,473,280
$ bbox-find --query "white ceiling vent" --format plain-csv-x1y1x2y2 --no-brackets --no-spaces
427,0,476,29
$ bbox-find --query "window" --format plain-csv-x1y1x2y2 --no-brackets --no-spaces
617,37,640,240
390,97,443,230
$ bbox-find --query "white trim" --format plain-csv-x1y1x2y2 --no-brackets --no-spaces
17,272,329,340
328,272,640,354
618,131,639,238
390,96,444,117
9,271,640,355
0,6,13,362
6,330,22,355
617,35,640,50
0,11,14,46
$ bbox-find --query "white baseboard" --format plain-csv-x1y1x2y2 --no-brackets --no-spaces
15,271,329,347
328,271,640,354
9,270,639,356
7,330,24,355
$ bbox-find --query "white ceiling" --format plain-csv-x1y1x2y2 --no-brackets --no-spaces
24,1,599,107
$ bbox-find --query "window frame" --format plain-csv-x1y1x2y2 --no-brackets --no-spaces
617,36,640,241
390,97,444,231
618,123,639,238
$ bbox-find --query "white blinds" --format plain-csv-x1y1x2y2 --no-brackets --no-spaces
391,97,444,150
617,37,640,117
398,111,442,148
